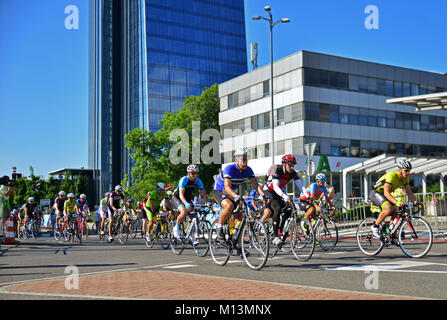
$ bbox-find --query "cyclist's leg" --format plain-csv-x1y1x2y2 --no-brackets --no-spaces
146,209,156,237
270,198,284,242
107,208,114,239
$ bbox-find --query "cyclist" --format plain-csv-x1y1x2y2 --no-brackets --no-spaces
212,148,265,245
299,173,335,227
123,198,136,222
21,197,38,234
77,194,90,220
99,192,110,236
171,165,210,241
369,159,422,239
261,154,309,246
64,193,79,230
107,185,126,242
144,182,170,241
53,191,66,230
243,189,259,218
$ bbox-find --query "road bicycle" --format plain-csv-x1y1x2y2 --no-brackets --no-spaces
103,209,127,244
54,216,71,241
66,214,83,244
356,204,433,258
78,212,89,241
311,198,339,251
264,202,315,262
169,205,212,257
208,200,269,271
18,216,41,239
144,212,171,249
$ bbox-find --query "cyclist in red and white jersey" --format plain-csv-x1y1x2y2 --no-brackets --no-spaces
261,154,309,246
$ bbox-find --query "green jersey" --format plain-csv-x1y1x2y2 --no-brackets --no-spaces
373,171,409,194
64,199,77,214
146,190,168,210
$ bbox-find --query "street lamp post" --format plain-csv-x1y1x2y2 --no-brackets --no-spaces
253,6,290,165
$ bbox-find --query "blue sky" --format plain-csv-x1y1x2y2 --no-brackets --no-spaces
0,0,446,178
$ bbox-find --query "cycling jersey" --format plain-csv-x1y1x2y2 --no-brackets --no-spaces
174,175,204,203
64,199,77,214
77,199,89,212
23,202,37,217
100,197,108,208
109,191,125,209
264,164,308,201
245,190,258,211
54,197,65,212
300,183,329,201
373,171,409,194
213,163,255,192
146,191,167,210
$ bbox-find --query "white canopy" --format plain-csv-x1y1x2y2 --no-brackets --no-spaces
387,92,447,112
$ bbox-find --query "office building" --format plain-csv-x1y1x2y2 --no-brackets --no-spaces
218,50,447,197
89,0,247,200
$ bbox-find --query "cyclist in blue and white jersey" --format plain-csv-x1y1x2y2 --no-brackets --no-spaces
243,189,259,218
171,164,210,240
77,194,90,219
212,148,265,241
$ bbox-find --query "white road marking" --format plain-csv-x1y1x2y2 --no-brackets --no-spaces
322,260,447,273
163,264,197,269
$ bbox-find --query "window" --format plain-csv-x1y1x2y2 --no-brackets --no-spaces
319,104,331,122
358,77,368,93
368,116,377,126
339,73,349,89
386,80,394,96
331,146,340,156
263,80,270,97
377,79,386,95
319,70,329,86
304,69,319,86
403,83,411,96
394,82,402,97
329,72,339,88
330,105,339,122
265,143,270,157
277,108,285,126
305,102,320,121
275,140,285,155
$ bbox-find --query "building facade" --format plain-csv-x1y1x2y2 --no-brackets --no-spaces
89,0,247,201
218,50,447,198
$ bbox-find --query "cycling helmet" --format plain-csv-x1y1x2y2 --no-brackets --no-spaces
315,173,327,182
28,197,35,202
105,192,111,197
80,194,86,199
234,148,248,158
115,185,123,192
397,159,412,170
67,193,75,199
282,154,297,164
156,182,165,190
187,164,199,173
58,191,66,196
167,190,173,196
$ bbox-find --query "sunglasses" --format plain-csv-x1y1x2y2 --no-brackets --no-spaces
402,169,411,172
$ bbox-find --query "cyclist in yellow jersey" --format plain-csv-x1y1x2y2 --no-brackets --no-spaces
64,193,80,228
369,159,422,239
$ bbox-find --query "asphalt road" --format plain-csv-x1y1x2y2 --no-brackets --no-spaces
1,229,447,300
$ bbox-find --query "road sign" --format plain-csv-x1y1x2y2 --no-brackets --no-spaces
304,143,317,176
40,199,51,207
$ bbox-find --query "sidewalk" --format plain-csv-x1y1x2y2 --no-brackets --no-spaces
3,269,421,300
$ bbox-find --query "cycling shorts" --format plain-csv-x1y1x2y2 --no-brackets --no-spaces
369,190,393,210
143,206,159,221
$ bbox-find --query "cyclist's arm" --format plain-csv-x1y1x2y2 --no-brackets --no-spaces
250,176,264,198
383,183,400,205
223,178,238,198
179,188,189,205
271,178,289,202
150,199,156,213
404,184,418,204
294,179,309,199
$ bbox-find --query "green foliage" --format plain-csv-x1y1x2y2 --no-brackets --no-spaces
123,84,221,201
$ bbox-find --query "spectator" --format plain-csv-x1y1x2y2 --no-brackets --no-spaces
0,178,15,232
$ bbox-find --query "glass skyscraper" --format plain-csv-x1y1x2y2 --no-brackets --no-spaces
89,0,247,200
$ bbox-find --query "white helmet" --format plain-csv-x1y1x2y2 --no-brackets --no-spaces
187,164,199,173
115,185,123,192
80,194,86,199
234,148,248,157
58,191,66,196
156,182,165,190
28,197,35,202
315,173,327,182
167,190,173,196
397,159,412,170
67,193,75,199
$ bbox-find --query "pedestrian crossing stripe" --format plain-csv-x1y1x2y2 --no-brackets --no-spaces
322,260,440,272
163,264,197,269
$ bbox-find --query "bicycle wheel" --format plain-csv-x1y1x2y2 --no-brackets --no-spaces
208,220,231,266
169,223,185,255
356,218,384,256
316,219,338,251
241,219,269,271
399,217,433,258
53,222,61,240
118,223,129,245
290,218,315,262
158,221,170,250
263,218,278,258
193,220,211,257
130,219,140,239
81,222,89,241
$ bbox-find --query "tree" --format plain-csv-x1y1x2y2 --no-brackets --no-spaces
123,84,221,201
